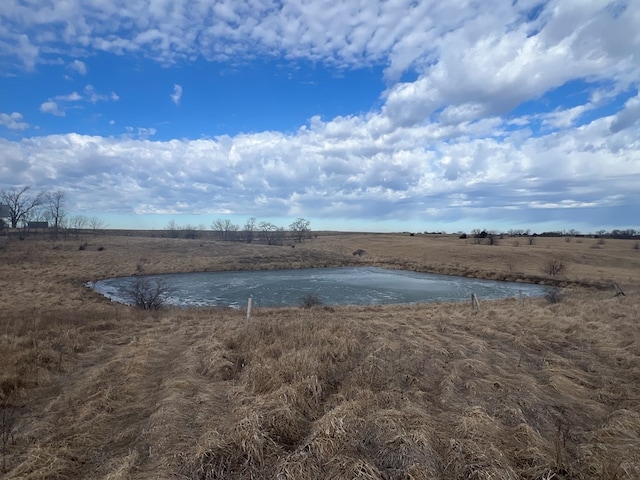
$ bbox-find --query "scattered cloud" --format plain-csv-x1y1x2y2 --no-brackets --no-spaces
0,112,29,130
69,59,87,75
16,34,39,70
39,100,64,117
171,84,182,106
84,84,119,104
55,92,82,102
38,86,119,117
126,126,157,137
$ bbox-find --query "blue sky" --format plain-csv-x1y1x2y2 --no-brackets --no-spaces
1,0,639,233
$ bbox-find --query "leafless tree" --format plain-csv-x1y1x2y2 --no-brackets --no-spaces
45,190,66,240
243,217,257,243
0,186,46,228
182,224,197,239
165,219,179,238
471,228,487,244
89,216,106,236
69,215,88,239
259,221,284,245
289,217,311,243
211,218,239,241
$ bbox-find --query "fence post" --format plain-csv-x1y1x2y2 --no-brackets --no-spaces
471,293,480,313
246,295,253,322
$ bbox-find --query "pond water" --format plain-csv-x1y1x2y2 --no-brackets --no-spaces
89,267,550,308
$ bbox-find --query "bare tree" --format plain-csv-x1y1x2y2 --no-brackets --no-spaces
45,190,66,240
243,217,257,243
289,217,311,243
259,221,284,245
165,219,179,238
89,216,106,236
211,218,239,241
0,186,46,228
182,224,197,239
69,214,88,239
471,228,487,244
227,222,239,241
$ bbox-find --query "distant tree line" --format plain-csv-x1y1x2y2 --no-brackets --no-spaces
463,228,639,240
0,186,106,239
525,229,639,239
164,217,312,245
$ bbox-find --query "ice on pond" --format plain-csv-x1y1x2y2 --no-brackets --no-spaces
90,266,550,308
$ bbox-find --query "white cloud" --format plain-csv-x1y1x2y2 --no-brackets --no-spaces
37,85,119,118
55,91,82,102
69,59,87,74
17,34,39,70
2,1,639,133
126,126,157,137
541,105,590,130
4,0,635,86
380,1,640,129
1,105,638,230
610,93,640,133
39,100,64,116
84,84,118,103
171,84,182,105
0,112,29,130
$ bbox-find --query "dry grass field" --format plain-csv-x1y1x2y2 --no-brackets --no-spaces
1,232,639,479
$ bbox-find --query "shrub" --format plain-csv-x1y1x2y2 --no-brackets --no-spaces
136,257,147,273
545,258,566,277
486,235,499,246
545,288,564,304
353,249,366,257
300,293,323,309
126,278,172,310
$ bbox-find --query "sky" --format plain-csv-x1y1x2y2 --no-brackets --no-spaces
1,0,639,234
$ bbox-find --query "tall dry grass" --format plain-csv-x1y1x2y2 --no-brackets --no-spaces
0,233,639,479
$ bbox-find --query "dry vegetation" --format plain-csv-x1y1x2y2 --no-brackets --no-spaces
1,232,639,479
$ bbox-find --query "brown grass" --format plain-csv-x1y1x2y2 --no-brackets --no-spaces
0,233,639,479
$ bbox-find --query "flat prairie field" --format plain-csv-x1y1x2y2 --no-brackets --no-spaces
0,232,639,479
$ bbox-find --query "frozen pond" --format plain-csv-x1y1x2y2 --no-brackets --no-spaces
89,266,550,308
